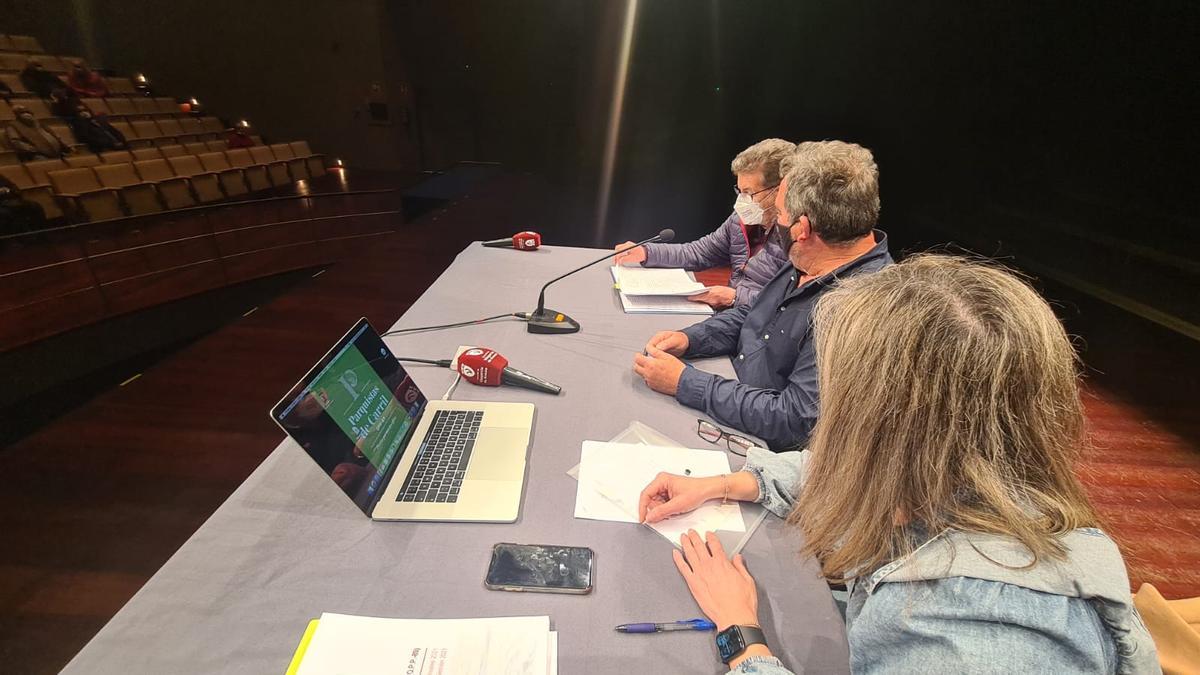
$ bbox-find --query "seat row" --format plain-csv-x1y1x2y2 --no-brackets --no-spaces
0,34,45,54
0,52,83,74
0,71,138,97
0,96,184,121
0,141,326,221
0,115,227,159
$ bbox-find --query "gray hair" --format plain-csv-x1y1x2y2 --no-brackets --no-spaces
781,141,880,244
730,138,796,186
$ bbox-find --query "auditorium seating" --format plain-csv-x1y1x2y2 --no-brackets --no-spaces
0,31,332,224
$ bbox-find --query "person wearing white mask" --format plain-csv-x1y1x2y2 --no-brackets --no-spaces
612,139,795,309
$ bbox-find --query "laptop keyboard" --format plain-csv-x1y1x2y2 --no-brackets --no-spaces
396,409,483,504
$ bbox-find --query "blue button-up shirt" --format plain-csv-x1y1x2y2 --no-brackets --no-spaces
675,230,892,450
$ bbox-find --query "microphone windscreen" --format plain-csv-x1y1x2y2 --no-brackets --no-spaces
456,348,509,387
514,231,541,250
658,228,675,242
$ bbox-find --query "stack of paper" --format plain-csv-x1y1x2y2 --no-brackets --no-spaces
611,267,715,316
290,613,556,675
574,441,746,545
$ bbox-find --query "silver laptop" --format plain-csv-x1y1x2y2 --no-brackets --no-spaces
269,318,533,522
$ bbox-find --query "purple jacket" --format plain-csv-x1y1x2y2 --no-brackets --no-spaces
641,212,791,306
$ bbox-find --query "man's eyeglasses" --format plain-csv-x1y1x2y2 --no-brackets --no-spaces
733,184,779,199
697,419,756,457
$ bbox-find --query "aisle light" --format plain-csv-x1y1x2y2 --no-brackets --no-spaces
134,73,148,84
334,158,344,167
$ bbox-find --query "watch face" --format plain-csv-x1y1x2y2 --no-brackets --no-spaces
716,626,746,663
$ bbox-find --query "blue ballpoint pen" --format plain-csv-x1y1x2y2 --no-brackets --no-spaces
615,618,717,633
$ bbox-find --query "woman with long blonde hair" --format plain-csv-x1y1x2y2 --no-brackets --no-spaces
638,254,1159,673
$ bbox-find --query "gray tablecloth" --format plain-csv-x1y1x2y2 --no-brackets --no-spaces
64,244,849,675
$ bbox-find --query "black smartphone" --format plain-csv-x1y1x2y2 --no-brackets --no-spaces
484,543,594,594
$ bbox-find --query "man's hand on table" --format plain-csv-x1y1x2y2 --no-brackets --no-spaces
645,330,689,356
633,345,686,396
688,285,736,309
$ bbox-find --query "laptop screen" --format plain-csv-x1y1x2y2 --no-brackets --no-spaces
271,319,428,513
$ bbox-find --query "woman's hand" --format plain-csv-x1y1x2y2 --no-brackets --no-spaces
638,472,722,523
674,529,760,631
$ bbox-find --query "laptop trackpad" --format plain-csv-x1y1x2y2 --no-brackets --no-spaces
467,428,529,481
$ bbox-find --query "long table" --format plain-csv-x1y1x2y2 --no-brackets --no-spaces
63,244,849,674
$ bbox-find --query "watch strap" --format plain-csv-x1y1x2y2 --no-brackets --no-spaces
718,624,768,664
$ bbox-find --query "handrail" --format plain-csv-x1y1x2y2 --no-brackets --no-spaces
0,187,401,242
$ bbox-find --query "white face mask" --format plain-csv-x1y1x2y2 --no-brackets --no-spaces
733,192,764,225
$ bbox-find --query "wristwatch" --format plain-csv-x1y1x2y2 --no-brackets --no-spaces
715,624,767,664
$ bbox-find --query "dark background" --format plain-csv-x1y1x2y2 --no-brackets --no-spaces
3,0,1197,353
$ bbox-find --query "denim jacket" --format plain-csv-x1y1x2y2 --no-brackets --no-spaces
728,449,1161,674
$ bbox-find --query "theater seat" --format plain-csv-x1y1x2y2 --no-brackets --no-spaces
45,122,80,150
166,155,223,202
106,77,136,95
131,147,163,161
0,74,28,95
250,145,291,186
0,53,27,71
197,152,248,198
94,162,162,215
183,141,209,156
133,158,195,210
204,140,227,153
23,158,67,186
153,98,178,115
110,120,149,148
34,55,68,74
0,35,15,52
225,148,272,192
9,35,45,53
130,120,167,145
100,150,134,164
0,99,13,122
20,98,52,119
158,144,187,158
155,118,194,143
0,164,63,219
81,97,110,116
106,97,137,117
65,153,102,169
199,117,224,134
133,97,158,115
48,167,124,221
269,142,310,180
289,141,327,178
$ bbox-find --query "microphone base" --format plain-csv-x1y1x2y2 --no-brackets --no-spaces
527,308,580,334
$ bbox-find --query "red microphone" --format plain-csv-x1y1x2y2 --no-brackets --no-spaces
456,347,562,395
481,231,541,250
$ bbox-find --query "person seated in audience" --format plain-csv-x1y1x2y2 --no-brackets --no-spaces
49,87,82,118
633,141,890,451
638,255,1159,674
0,175,48,236
19,59,65,99
4,104,71,161
70,104,127,154
226,123,256,149
612,139,795,309
66,60,109,99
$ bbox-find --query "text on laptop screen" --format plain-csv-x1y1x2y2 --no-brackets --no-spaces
273,322,427,513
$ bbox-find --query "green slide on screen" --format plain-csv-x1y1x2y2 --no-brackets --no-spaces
309,345,410,468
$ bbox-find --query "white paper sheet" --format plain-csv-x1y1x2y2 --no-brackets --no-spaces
617,292,715,315
611,266,707,296
296,613,550,675
574,441,745,546
547,632,557,675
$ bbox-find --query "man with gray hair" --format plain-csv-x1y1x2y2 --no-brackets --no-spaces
633,140,892,450
612,138,794,308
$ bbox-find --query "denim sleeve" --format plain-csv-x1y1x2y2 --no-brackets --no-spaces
850,577,1119,674
642,214,737,270
675,338,819,450
679,303,752,359
727,656,794,674
740,447,808,518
